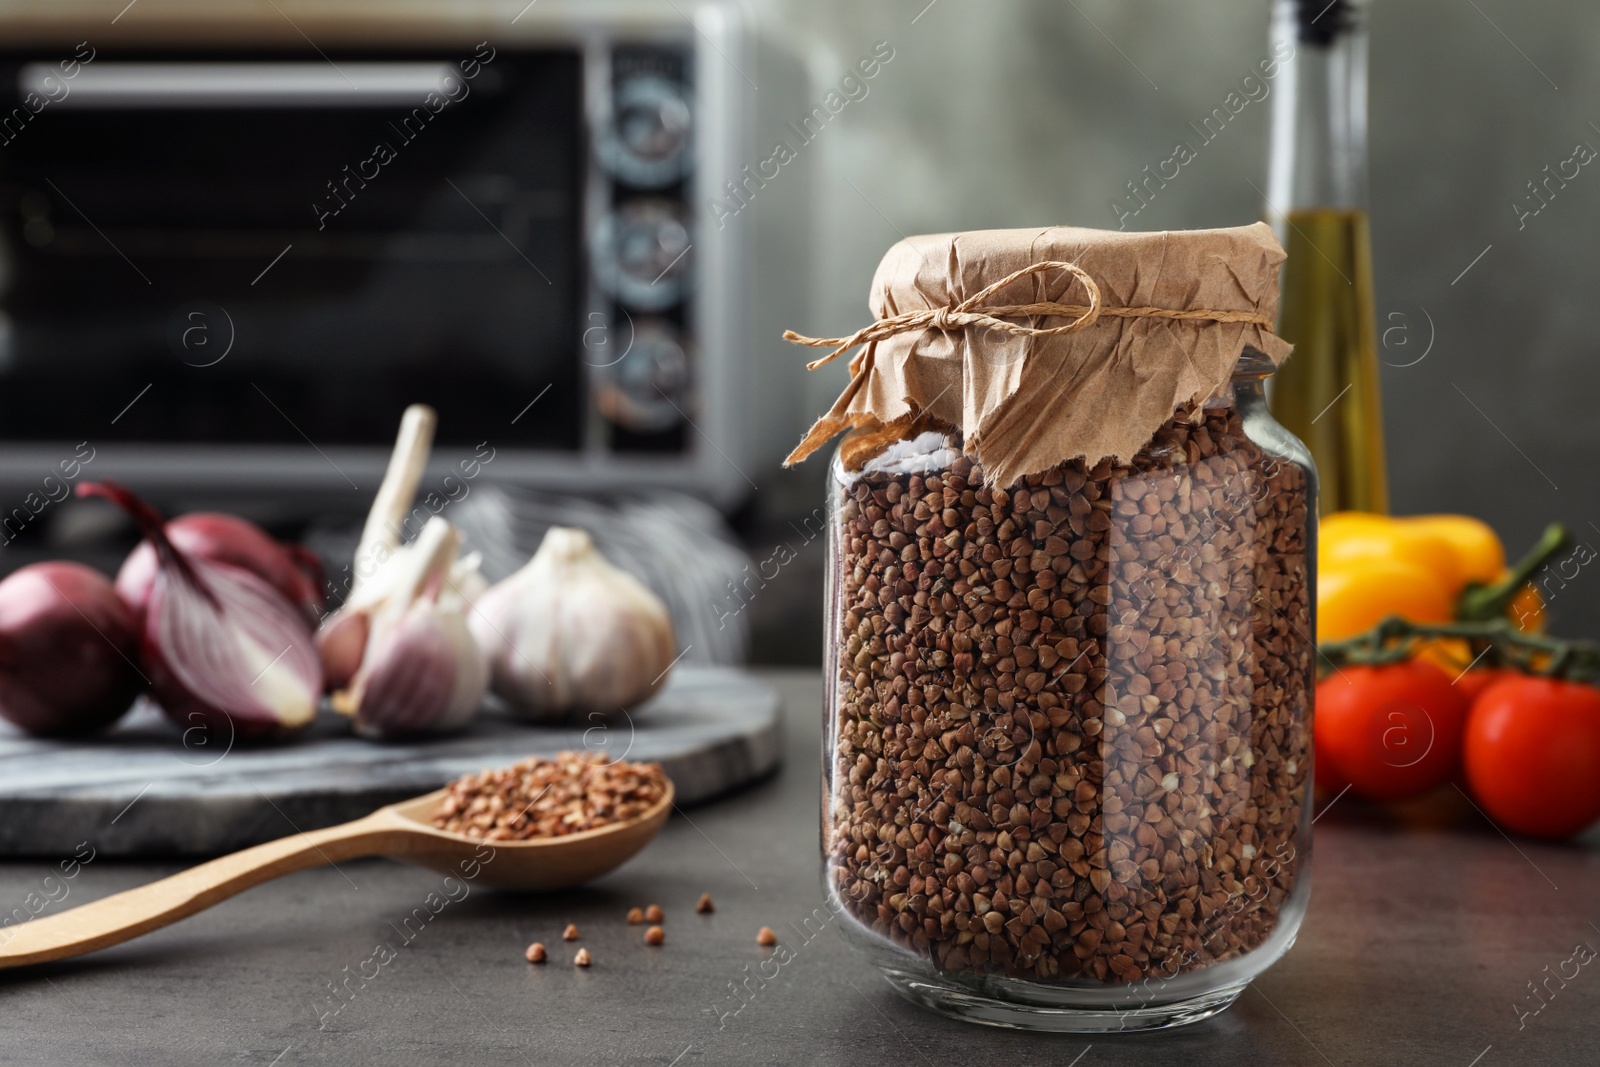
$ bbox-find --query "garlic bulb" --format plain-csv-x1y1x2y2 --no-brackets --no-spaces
470,527,676,720
323,517,489,737
320,403,489,736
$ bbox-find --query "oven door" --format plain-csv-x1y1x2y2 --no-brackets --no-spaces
0,50,584,468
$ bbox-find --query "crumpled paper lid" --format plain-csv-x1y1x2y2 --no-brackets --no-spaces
785,222,1291,488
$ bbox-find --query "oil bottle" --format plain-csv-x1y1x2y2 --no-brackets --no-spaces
1265,0,1389,515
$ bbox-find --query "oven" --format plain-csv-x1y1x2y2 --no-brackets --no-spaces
0,0,752,511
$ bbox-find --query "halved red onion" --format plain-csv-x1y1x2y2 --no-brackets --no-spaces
116,512,324,626
0,561,143,736
79,482,322,742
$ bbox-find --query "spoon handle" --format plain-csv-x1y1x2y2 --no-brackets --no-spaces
0,812,400,970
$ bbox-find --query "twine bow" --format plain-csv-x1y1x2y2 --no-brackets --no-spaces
782,260,1276,369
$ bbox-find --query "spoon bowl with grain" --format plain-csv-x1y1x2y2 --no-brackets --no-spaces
0,761,673,971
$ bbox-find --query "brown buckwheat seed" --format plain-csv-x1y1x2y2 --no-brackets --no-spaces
757,927,778,947
696,893,715,914
645,904,665,923
825,407,1311,985
432,752,667,841
562,924,579,941
525,942,547,964
645,926,665,946
626,907,645,925
574,947,592,967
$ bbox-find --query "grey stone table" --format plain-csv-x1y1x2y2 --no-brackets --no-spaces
0,670,1594,1066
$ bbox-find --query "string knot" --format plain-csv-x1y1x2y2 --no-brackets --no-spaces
782,259,1276,370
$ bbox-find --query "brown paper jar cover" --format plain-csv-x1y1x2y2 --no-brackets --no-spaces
786,222,1292,489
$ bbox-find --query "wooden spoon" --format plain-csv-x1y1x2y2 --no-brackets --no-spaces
0,777,673,971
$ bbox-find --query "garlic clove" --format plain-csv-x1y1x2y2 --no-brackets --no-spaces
327,517,489,736
349,598,487,738
350,617,450,735
469,526,677,720
316,607,369,692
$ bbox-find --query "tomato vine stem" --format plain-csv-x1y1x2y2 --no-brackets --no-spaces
1320,614,1600,683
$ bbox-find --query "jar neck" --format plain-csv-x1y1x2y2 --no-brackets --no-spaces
1266,0,1369,217
1228,346,1276,409
1231,345,1278,382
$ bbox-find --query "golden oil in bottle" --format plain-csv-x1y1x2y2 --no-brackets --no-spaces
1269,207,1389,515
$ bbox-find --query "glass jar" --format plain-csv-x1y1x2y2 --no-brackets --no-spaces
822,349,1316,1032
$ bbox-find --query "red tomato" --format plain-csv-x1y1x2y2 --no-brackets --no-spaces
1314,661,1469,801
1453,667,1510,705
1464,677,1600,839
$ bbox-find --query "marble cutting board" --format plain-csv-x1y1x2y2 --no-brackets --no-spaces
0,666,782,857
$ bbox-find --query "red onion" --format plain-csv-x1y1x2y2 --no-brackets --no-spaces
115,512,324,626
0,562,143,736
79,482,322,742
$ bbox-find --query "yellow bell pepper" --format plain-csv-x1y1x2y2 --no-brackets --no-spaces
1318,512,1550,645
1318,557,1453,642
1403,514,1510,588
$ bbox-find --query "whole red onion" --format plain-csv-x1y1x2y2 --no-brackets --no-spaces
80,482,323,743
0,561,143,736
116,513,324,626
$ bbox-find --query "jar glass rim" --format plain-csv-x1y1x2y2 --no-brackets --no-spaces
1233,346,1278,380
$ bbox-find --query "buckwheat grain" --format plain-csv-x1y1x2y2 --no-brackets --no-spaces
825,405,1311,984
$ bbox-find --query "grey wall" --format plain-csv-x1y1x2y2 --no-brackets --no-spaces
741,0,1600,639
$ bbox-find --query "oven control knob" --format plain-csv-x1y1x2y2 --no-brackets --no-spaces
592,200,692,311
598,75,692,188
595,319,690,434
